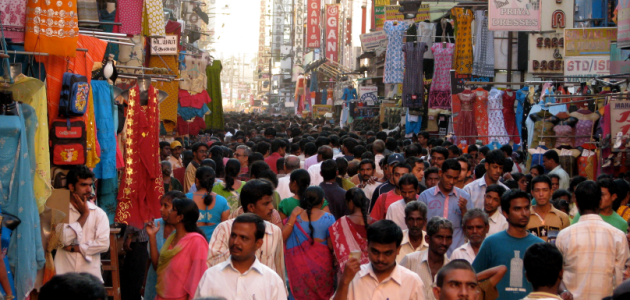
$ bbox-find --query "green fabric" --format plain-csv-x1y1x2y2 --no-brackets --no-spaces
212,181,245,212
205,60,225,130
341,177,355,191
278,197,329,217
571,211,629,232
164,177,183,192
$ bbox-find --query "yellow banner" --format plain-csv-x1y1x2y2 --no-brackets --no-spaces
385,4,429,22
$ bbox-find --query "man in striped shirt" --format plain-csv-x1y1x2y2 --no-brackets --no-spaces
207,179,286,283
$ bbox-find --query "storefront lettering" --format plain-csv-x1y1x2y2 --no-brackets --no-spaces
536,37,564,48
532,60,563,71
551,10,565,28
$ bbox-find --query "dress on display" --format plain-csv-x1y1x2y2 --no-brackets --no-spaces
474,88,489,144
472,10,495,77
553,125,574,148
571,110,600,147
488,88,509,145
516,87,530,145
205,60,225,129
452,8,473,74
383,21,408,83
455,91,478,145
502,90,520,144
530,110,556,149
428,43,455,109
402,42,427,109
416,22,435,79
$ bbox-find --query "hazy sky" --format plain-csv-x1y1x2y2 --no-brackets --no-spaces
212,0,261,58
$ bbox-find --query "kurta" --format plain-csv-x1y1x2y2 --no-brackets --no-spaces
115,85,164,228
205,60,225,130
25,0,79,57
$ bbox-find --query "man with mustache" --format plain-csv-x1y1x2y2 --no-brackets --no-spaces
396,201,429,263
195,213,287,299
400,217,453,300
357,159,379,200
450,208,489,263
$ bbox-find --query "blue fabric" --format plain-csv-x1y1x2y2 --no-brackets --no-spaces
485,140,502,150
92,81,117,179
96,177,118,224
418,186,473,256
286,213,336,249
178,102,210,121
516,87,528,143
185,192,230,239
342,88,357,101
143,219,169,300
0,226,15,297
472,231,544,300
0,104,45,300
531,145,548,171
542,90,568,115
525,104,543,148
406,110,422,135
310,72,318,92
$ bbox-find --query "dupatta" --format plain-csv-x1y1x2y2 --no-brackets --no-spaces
156,232,208,299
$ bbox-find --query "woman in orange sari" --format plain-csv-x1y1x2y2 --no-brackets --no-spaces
147,197,208,300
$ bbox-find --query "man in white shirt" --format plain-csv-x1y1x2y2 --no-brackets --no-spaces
308,146,333,186
386,174,419,230
357,159,380,200
208,179,286,283
373,139,386,179
333,220,425,300
483,184,508,236
396,201,429,263
556,180,629,300
463,150,509,209
450,208,489,263
276,155,300,200
543,150,570,190
55,166,110,281
195,213,287,300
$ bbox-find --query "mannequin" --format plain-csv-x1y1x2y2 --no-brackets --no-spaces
553,113,578,148
106,1,115,13
529,110,560,148
570,104,599,147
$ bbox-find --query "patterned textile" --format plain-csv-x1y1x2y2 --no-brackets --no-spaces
0,0,26,42
488,88,509,145
403,42,427,109
148,38,179,125
474,89,489,144
117,0,142,35
383,21,407,83
554,125,575,148
502,90,519,143
452,8,473,74
205,60,224,129
417,22,435,59
428,43,454,109
472,10,495,77
179,89,211,109
531,111,556,149
456,91,478,145
77,0,98,22
25,0,79,56
177,116,206,136
571,111,599,147
180,52,210,94
141,0,165,37
329,216,371,274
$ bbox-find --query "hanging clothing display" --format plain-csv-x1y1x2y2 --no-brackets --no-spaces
0,0,26,43
92,81,117,180
77,0,99,23
474,88,489,144
117,0,143,35
502,90,520,144
571,110,600,147
488,88,509,145
416,22,435,79
383,21,407,84
99,8,120,60
25,0,79,56
205,60,224,129
142,0,166,37
116,85,165,228
180,52,210,94
149,22,181,130
516,87,530,145
530,110,557,149
472,10,495,78
179,89,211,109
402,42,427,109
428,43,454,109
455,90,478,145
452,8,473,74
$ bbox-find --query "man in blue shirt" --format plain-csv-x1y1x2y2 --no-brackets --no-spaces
472,189,544,300
418,158,472,256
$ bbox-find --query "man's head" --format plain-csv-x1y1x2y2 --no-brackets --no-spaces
320,159,338,182
405,201,428,239
524,243,564,292
336,157,349,177
543,150,560,171
343,138,359,156
240,179,275,221
159,141,171,161
317,146,334,162
170,140,183,158
430,146,449,168
438,159,462,193
483,150,505,183
447,145,461,159
456,156,471,182
367,220,403,274
500,144,513,158
426,217,453,257
359,159,376,182
271,139,287,156
433,260,479,300
598,178,618,212
230,213,266,262
425,167,440,189
390,162,411,187
484,184,506,215
418,131,430,146
404,144,420,158
398,174,419,202
40,273,107,300
372,139,386,155
532,175,553,207
256,141,271,157
549,174,560,192
235,145,252,167
462,208,489,247
467,145,478,161
406,157,425,183
501,190,531,229
192,142,209,163
67,165,95,199
477,146,490,165
284,155,301,173
264,127,277,139
575,180,602,214
161,161,172,178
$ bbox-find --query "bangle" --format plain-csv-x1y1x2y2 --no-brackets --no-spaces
6,295,14,300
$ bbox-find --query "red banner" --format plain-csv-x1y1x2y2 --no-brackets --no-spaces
307,0,320,48
325,4,339,62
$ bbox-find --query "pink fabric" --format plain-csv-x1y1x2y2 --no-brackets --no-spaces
329,216,371,273
0,0,26,42
370,190,403,220
177,116,206,136
158,233,208,299
117,0,142,34
115,132,124,169
179,90,211,109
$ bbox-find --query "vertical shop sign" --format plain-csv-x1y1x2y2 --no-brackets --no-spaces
610,100,630,137
375,6,386,31
272,0,284,54
346,18,352,45
294,0,305,66
258,0,267,75
488,0,541,31
527,0,573,74
307,0,320,48
619,1,630,49
325,4,340,62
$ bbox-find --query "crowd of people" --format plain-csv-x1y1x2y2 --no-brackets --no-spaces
47,113,630,300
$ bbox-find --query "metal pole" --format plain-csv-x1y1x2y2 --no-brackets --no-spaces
507,31,513,82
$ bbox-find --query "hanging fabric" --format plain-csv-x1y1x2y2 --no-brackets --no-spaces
452,8,473,74
0,0,27,43
383,21,407,84
142,0,166,37
402,42,427,109
205,60,224,129
472,10,495,78
24,0,79,56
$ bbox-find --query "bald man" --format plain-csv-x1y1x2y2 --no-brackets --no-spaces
308,146,334,186
277,155,301,200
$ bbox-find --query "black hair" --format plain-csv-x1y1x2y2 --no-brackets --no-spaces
257,170,278,188
405,156,424,169
405,145,420,158
192,142,209,153
304,142,317,156
195,166,216,206
301,186,325,244
531,175,552,190
360,159,376,170
223,158,241,192
500,189,531,213
66,165,95,189
375,131,387,141
479,146,490,156
159,141,170,150
276,157,285,173
361,151,375,162
551,199,570,213
500,144,513,156
598,178,618,203
505,179,518,189
568,176,587,193
484,149,506,166
543,150,560,164
397,173,419,189
201,159,216,169
524,243,564,289
271,139,286,153
425,166,439,177
548,174,560,182
367,220,403,247
240,179,275,213
503,159,514,173
162,190,186,203
182,150,194,168
233,213,266,240
249,161,271,179
467,144,478,153
435,260,476,288
321,159,338,181
613,179,630,211
486,184,507,198
512,172,525,182
456,156,471,171
385,137,398,152
474,163,486,179
530,164,545,176
345,188,370,233
209,146,225,178
172,198,206,239
392,162,412,174
552,189,571,200
430,146,449,159
448,145,461,157
39,273,107,300
336,157,349,176
315,136,331,148
290,169,311,200
256,141,270,155
441,158,462,173
264,127,277,137
353,145,367,158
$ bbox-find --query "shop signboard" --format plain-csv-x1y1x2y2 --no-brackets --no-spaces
294,0,305,66
375,6,385,31
272,0,284,54
619,0,630,49
488,0,541,31
151,36,178,55
527,0,573,74
564,56,610,82
385,5,430,23
611,43,630,75
325,4,340,62
565,28,617,56
359,31,388,52
610,100,630,137
359,85,378,106
307,0,321,48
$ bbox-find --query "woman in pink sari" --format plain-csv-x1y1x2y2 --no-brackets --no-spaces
147,197,209,300
329,188,375,275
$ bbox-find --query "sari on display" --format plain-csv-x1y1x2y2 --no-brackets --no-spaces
155,232,208,300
